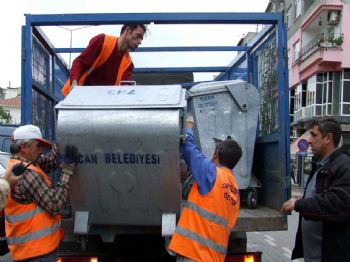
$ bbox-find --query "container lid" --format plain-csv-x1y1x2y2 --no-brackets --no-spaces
188,80,257,112
188,80,245,96
56,85,187,109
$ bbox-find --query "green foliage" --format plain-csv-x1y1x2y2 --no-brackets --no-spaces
327,34,344,46
0,106,11,124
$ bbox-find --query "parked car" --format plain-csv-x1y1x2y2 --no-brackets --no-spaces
0,151,10,177
0,125,17,153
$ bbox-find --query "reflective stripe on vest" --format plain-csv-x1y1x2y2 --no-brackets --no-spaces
4,159,62,261
6,221,61,245
5,206,45,223
169,167,240,262
61,34,132,97
185,201,230,229
115,53,132,85
175,225,227,255
86,67,94,76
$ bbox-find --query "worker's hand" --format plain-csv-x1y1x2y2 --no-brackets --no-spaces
52,142,59,151
63,145,79,165
0,178,10,209
69,80,78,93
281,198,297,213
3,166,22,187
60,145,79,176
186,115,194,129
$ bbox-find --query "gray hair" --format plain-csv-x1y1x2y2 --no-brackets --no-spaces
10,139,35,154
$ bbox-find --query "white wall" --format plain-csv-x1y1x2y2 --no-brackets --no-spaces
4,88,20,99
2,105,20,124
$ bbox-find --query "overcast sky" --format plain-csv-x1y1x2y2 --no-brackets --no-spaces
0,0,270,88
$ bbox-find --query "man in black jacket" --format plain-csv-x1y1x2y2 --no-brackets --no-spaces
282,117,350,262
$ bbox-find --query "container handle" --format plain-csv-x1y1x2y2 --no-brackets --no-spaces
119,80,136,86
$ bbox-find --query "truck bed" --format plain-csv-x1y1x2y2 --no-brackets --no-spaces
234,206,287,232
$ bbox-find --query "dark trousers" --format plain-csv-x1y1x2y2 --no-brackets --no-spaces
15,249,57,262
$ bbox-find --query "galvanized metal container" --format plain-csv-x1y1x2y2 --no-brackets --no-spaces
187,80,259,189
56,85,186,240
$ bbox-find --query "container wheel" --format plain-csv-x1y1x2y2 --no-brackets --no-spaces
247,188,258,209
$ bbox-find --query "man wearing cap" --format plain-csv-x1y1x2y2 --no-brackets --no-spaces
4,124,78,262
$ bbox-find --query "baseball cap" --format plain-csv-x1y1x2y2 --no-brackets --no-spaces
13,124,51,148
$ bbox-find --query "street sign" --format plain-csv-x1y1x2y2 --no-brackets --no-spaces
297,138,309,152
297,151,309,156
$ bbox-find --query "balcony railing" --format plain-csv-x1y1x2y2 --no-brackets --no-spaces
295,32,343,64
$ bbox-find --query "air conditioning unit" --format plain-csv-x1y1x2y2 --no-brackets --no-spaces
328,10,340,25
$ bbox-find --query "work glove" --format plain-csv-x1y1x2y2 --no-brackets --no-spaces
63,145,79,165
60,145,79,176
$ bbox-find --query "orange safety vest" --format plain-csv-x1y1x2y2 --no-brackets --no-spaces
61,34,132,97
169,167,240,262
4,159,63,261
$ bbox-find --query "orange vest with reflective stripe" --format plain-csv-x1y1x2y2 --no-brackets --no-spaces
169,167,240,262
61,34,132,97
4,159,63,261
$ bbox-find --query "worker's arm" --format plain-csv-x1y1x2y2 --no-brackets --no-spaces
17,145,78,215
36,143,60,174
181,127,216,195
16,169,71,214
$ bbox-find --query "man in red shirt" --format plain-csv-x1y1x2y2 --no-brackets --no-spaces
62,24,146,96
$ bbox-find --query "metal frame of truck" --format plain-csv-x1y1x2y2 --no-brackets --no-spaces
21,12,290,260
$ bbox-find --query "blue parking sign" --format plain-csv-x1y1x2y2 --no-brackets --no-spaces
298,138,309,152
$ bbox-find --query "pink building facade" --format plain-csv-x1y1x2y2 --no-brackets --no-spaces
288,0,350,133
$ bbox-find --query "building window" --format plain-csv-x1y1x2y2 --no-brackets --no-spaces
327,73,333,115
295,0,301,19
303,73,333,118
306,75,319,117
293,83,306,122
288,48,291,69
342,69,350,115
286,6,292,28
290,88,295,123
293,40,300,63
307,76,316,109
294,84,306,110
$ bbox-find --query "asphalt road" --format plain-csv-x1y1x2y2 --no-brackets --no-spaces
247,185,304,262
247,211,304,262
